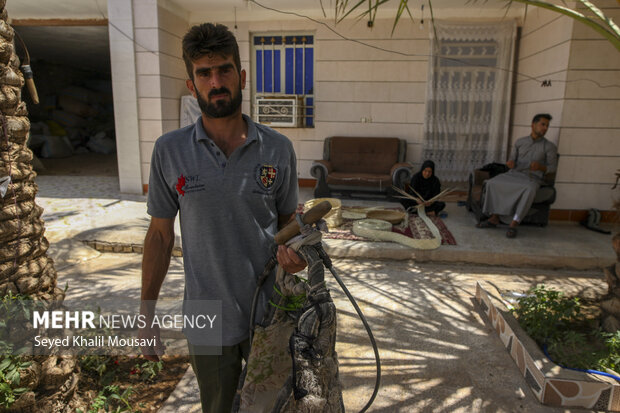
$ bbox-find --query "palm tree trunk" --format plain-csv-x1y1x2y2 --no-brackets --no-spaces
0,2,77,411
0,0,63,303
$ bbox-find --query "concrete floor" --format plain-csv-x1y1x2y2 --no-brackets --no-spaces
34,175,616,412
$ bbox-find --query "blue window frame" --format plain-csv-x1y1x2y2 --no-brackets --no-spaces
252,34,314,127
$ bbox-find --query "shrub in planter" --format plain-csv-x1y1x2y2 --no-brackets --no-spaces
513,284,619,373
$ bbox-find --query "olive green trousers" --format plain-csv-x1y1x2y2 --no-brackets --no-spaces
188,339,250,413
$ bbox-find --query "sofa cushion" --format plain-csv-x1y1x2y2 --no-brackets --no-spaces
326,172,392,188
329,137,400,175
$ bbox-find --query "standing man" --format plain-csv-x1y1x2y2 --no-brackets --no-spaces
476,114,558,238
138,23,305,412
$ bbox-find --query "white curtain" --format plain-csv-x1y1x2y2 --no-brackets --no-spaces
423,21,516,182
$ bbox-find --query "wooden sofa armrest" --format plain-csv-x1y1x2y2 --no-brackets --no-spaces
473,169,491,186
390,162,413,188
542,171,556,187
310,160,333,180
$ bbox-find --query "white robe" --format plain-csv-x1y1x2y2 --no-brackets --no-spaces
482,136,557,222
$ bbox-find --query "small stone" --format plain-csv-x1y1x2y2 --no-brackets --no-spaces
515,387,526,400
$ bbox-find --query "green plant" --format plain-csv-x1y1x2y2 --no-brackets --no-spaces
0,292,35,408
512,284,581,344
80,356,119,386
82,384,137,413
0,356,32,408
322,0,620,52
513,285,620,372
131,360,163,382
595,330,620,371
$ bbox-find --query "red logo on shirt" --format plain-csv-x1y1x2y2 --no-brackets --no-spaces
258,165,277,189
176,175,186,196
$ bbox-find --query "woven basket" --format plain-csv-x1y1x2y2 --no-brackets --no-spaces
304,198,343,229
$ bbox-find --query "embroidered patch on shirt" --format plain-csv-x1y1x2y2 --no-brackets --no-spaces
256,164,278,190
176,174,205,196
176,175,186,196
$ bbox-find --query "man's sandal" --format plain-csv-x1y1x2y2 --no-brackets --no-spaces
506,227,518,238
476,220,497,228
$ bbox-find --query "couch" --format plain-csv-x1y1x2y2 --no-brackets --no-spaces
466,168,557,226
310,136,412,198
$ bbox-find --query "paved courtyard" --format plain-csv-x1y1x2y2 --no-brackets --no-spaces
34,174,615,412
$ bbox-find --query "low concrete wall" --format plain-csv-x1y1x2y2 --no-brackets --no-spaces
476,281,620,411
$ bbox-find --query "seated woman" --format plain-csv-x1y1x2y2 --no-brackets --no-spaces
400,160,446,216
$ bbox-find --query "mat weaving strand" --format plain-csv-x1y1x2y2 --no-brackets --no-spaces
295,204,457,245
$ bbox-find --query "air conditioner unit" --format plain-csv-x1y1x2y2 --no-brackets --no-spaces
255,96,300,127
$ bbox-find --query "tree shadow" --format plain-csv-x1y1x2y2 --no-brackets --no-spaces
328,258,601,412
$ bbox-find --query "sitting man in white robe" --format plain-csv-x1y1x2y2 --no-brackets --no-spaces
476,113,558,238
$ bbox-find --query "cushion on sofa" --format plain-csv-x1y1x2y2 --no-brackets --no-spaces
326,172,392,188
329,137,400,175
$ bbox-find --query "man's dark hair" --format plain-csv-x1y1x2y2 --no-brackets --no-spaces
532,113,552,123
182,23,241,80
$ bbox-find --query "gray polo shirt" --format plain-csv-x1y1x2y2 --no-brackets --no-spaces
147,115,298,345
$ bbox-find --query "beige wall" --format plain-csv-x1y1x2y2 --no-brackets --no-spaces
511,2,620,211
112,2,619,211
556,3,620,211
108,0,142,193
135,3,189,186
109,0,189,193
215,18,429,181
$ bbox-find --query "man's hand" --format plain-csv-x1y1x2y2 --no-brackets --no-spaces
530,161,545,172
277,245,307,274
138,323,165,361
506,160,515,169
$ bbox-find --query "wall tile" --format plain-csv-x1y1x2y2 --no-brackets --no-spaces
564,70,620,100
157,29,183,57
554,182,616,210
521,8,566,38
158,6,189,35
316,61,428,82
159,53,186,79
134,28,159,53
513,73,568,104
138,98,163,120
162,98,181,121
316,39,429,61
569,40,620,70
519,16,572,59
139,120,163,141
555,156,619,184
558,128,620,156
298,159,313,179
161,78,189,99
298,140,323,161
136,51,160,76
137,75,161,98
517,42,571,80
133,2,158,28
162,120,180,134
562,100,620,128
140,141,155,164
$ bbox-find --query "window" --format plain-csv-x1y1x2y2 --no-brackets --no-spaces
251,33,314,128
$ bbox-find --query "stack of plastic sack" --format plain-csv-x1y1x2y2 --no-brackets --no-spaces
29,84,115,158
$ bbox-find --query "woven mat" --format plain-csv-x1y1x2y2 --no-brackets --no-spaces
295,205,457,245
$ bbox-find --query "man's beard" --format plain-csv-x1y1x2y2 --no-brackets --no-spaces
194,82,243,118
